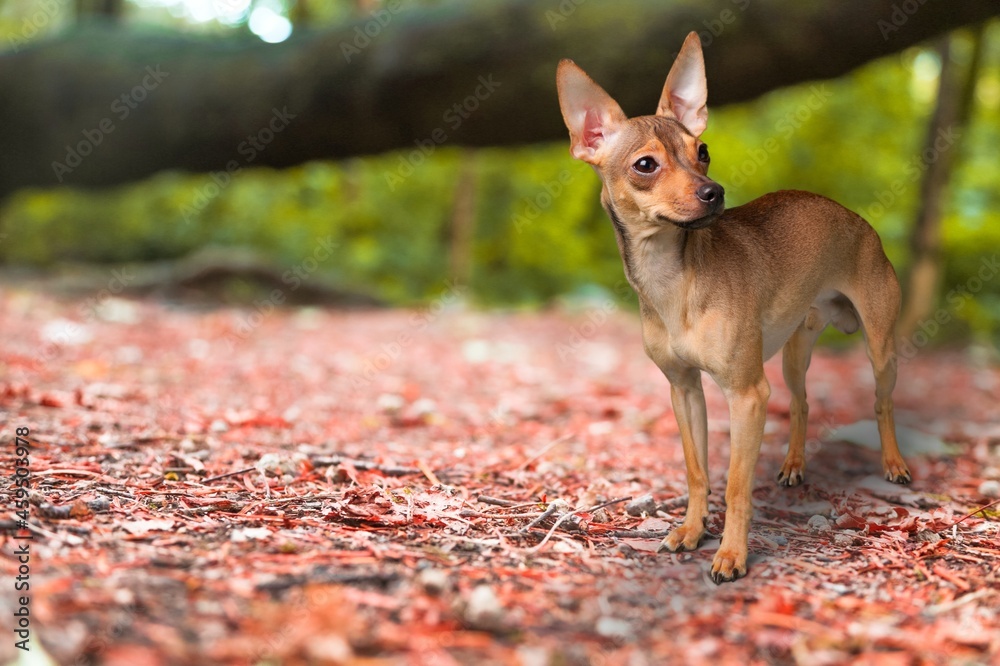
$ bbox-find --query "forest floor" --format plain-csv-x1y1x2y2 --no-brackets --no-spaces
0,288,998,665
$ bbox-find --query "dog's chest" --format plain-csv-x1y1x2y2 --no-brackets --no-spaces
652,306,733,373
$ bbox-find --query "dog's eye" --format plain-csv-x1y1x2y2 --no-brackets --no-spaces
633,157,658,174
698,144,710,163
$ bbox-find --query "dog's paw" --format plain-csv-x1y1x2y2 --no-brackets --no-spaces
776,457,805,487
883,459,912,485
710,547,747,584
658,523,705,553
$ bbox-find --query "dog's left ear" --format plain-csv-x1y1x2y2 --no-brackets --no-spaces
657,32,708,137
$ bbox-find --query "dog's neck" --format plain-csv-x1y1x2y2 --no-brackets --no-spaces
604,198,693,308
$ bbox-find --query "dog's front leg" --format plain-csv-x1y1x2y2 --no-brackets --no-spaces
712,374,770,583
658,367,710,553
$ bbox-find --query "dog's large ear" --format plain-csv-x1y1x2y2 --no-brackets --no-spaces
556,60,627,165
656,32,708,137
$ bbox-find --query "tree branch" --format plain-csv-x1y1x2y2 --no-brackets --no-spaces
1,0,997,197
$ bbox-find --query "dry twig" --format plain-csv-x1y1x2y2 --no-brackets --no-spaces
204,467,255,483
524,496,632,553
312,456,421,476
519,501,565,535
947,498,1000,528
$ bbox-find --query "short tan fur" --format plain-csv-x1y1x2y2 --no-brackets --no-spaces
556,32,910,584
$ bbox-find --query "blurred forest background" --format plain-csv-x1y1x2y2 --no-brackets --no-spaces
1,0,999,352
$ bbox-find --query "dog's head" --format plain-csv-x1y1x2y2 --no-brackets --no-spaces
556,32,724,230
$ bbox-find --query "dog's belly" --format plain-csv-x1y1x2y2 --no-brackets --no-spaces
761,289,858,361
657,290,858,379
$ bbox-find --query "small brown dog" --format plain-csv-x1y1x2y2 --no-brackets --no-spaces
556,32,910,583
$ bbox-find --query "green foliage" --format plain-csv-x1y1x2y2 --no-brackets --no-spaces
2,24,999,347
467,148,616,305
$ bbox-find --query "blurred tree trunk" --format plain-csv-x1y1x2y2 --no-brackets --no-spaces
1,0,998,198
354,0,380,16
288,0,313,30
898,26,985,339
289,0,312,26
448,151,477,287
75,0,124,21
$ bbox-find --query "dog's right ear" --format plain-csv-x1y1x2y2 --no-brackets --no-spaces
556,60,626,165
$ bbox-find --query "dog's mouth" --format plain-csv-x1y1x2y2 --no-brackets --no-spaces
657,209,723,230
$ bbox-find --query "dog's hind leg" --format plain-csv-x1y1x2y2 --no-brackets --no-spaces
777,312,824,486
843,244,911,484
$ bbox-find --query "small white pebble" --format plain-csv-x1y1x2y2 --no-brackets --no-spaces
255,452,283,474
595,616,634,641
978,480,1000,498
188,338,210,359
807,515,831,532
230,527,271,542
587,421,613,436
463,585,504,630
376,393,405,413
96,298,140,324
116,345,144,364
41,319,92,346
417,568,449,595
833,533,854,546
462,339,491,364
305,635,352,662
411,398,437,415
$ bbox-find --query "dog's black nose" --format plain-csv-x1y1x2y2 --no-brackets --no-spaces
696,182,725,204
